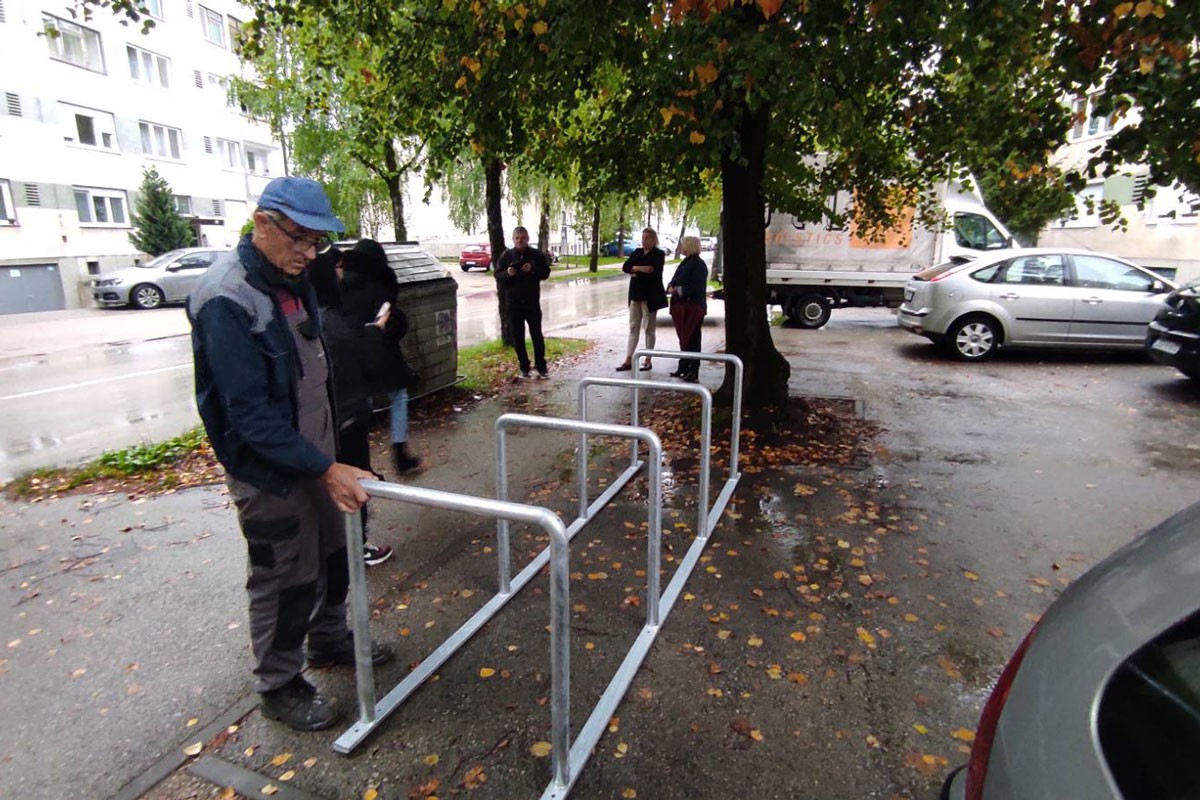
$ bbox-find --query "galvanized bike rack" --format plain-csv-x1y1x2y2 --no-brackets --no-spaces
335,354,744,799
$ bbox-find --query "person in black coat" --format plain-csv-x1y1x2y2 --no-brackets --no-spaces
617,227,667,372
308,249,394,566
666,236,708,382
339,239,422,483
495,225,552,378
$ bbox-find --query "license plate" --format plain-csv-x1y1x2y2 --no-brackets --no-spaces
1152,338,1181,355
904,290,914,302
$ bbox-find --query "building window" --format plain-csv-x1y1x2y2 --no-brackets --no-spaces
61,103,119,151
227,15,242,52
245,146,270,176
214,137,241,171
1070,94,1117,141
43,14,105,73
127,45,170,88
173,195,193,215
0,179,16,225
200,6,225,47
74,187,128,226
142,0,164,20
139,121,183,160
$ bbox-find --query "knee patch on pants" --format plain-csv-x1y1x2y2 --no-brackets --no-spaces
326,546,350,607
273,581,317,651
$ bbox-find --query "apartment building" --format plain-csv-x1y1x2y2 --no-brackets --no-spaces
1040,92,1200,284
0,0,281,314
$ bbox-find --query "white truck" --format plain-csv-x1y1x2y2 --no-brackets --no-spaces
766,182,1017,328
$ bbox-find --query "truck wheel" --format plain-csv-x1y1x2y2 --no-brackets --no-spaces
945,315,1000,361
790,294,832,329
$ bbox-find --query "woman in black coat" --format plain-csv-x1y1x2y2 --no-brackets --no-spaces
308,249,394,566
617,227,667,372
339,239,421,477
666,236,708,382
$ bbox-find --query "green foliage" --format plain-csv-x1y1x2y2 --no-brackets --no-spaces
128,167,193,255
456,337,590,392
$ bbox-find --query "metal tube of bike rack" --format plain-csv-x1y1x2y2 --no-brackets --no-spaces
496,413,663,627
633,349,744,535
577,377,711,543
335,481,572,792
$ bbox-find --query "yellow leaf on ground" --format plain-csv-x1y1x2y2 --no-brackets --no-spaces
963,570,979,581
747,635,764,647
951,727,976,742
750,729,764,741
262,785,279,796
303,757,317,768
279,770,295,781
424,754,440,766
183,742,203,757
913,723,928,734
790,631,807,642
479,667,496,678
530,741,552,757
614,742,629,758
865,734,881,749
270,753,292,767
857,627,877,648
622,790,637,799
363,788,379,800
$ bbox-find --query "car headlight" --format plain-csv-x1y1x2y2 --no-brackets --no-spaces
95,278,123,287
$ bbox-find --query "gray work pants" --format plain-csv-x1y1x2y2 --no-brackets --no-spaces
231,477,351,693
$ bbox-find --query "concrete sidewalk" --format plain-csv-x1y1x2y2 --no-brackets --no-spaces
0,305,757,800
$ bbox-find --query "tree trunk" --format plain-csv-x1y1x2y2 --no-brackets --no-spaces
712,208,724,284
616,201,627,258
537,195,551,257
485,158,512,346
589,202,600,272
675,200,690,258
720,102,790,409
385,141,407,241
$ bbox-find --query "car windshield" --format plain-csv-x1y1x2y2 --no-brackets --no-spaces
142,251,185,269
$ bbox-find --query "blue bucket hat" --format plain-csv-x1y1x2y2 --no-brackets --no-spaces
256,177,345,234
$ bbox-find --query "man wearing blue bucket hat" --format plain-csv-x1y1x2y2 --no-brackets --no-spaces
189,176,393,732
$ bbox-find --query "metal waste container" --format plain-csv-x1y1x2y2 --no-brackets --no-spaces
380,241,459,398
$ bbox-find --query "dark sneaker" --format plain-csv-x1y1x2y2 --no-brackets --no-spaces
307,637,395,669
363,543,393,566
519,369,531,379
392,444,420,474
536,369,548,380
260,675,339,732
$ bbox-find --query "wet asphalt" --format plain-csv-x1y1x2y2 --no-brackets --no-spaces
3,304,1200,799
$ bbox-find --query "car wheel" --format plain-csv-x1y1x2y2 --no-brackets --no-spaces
461,263,471,272
131,284,165,310
789,294,832,329
946,315,1000,361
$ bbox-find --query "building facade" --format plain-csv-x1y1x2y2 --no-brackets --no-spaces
0,0,280,314
1039,93,1199,284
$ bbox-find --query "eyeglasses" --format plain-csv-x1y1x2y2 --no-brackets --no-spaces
265,214,333,254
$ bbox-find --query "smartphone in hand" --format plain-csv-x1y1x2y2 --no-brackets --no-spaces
374,301,391,323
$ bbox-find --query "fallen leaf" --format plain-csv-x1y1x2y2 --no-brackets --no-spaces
963,570,979,581
183,742,203,756
424,753,439,766
530,741,552,758
270,753,293,767
749,729,764,741
187,718,199,728
462,765,486,789
952,727,976,742
363,788,378,800
479,667,496,678
747,635,764,647
303,757,317,768
622,790,637,799
262,786,279,797
279,770,295,781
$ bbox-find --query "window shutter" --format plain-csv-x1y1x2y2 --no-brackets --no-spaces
24,184,41,206
186,1,194,18
1130,174,1149,207
0,1,7,25
194,69,203,88
212,199,224,217
203,136,213,154
5,92,20,117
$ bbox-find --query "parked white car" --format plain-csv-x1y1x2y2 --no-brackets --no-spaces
897,248,1176,360
91,247,227,310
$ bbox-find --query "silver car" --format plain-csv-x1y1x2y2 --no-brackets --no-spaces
91,247,227,310
941,500,1200,799
897,248,1176,360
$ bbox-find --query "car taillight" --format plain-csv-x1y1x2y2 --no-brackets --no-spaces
965,625,1039,800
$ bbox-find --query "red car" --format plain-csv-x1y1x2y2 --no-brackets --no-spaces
459,243,492,272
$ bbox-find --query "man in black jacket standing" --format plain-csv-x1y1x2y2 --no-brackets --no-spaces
189,176,392,733
495,225,551,379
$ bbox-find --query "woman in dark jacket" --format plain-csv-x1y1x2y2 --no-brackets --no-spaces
339,239,421,477
666,236,708,383
617,227,667,372
308,250,394,566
